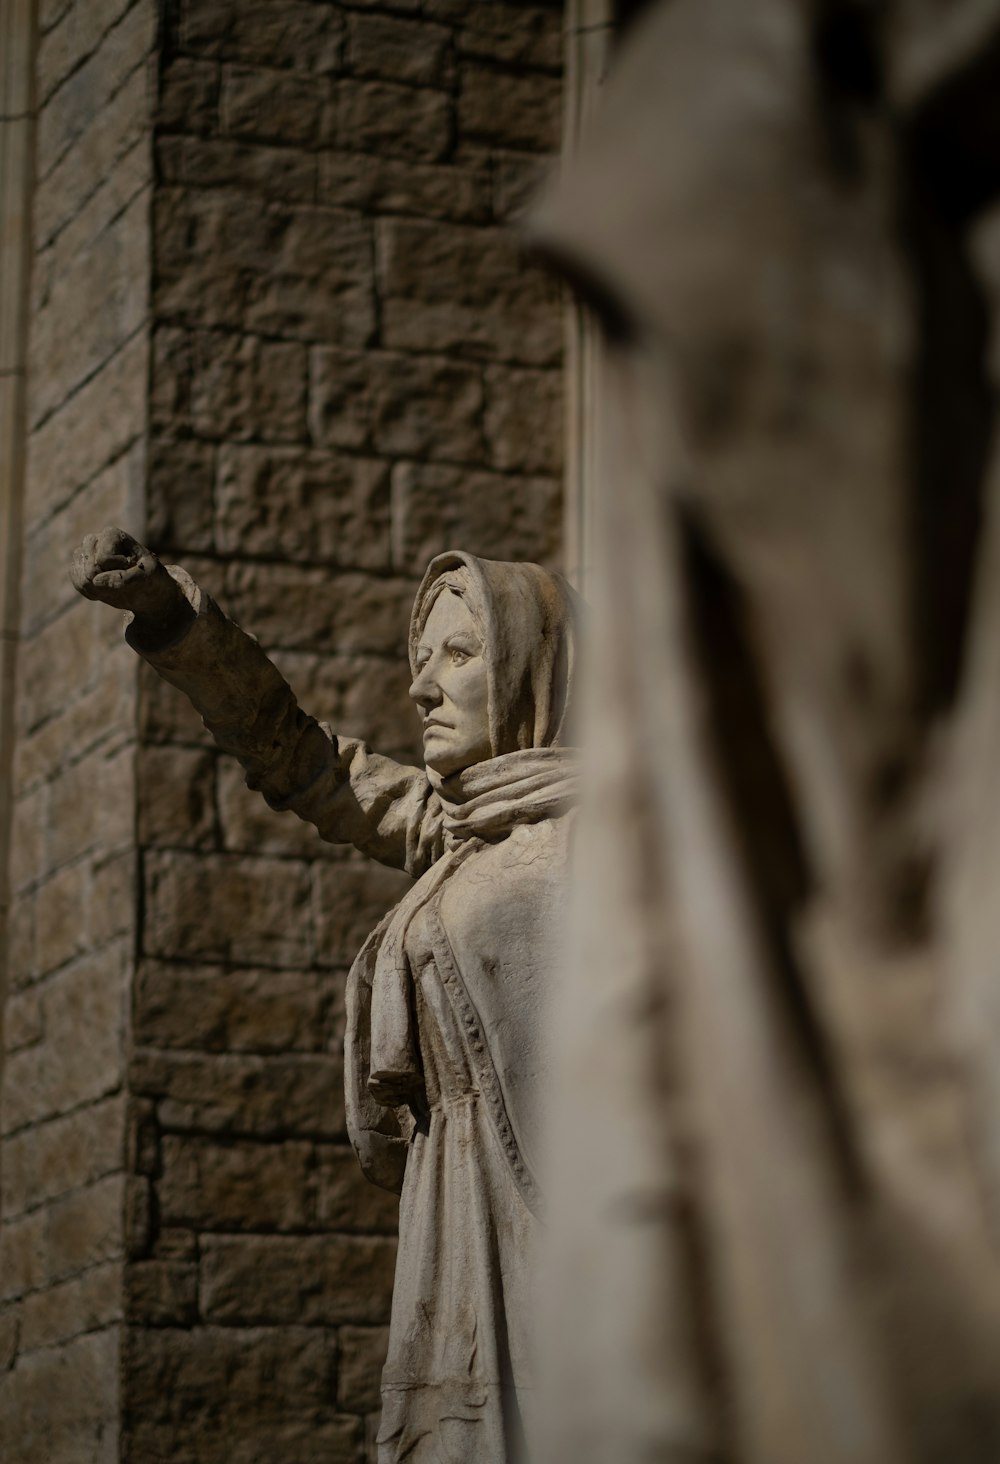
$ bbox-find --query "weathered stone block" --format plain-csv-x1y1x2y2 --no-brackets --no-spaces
157,1135,313,1230
314,1146,400,1234
6,898,35,992
40,0,72,30
44,742,135,874
0,1327,119,1464
14,658,135,796
1,1095,126,1217
347,13,452,87
0,1307,18,1372
391,460,562,574
155,133,317,202
455,2,562,69
333,78,452,162
9,782,47,894
146,436,217,553
314,859,413,967
32,175,149,424
215,758,330,859
200,1234,397,1324
175,0,237,57
137,744,217,849
154,1228,198,1261
152,326,307,444
221,561,415,659
123,1327,357,1463
20,438,144,638
178,0,344,73
37,0,134,103
158,55,219,134
138,657,214,746
493,148,554,221
318,150,491,224
34,64,149,251
125,1261,198,1326
26,330,148,527
377,216,563,364
458,62,561,151
309,346,484,462
4,985,44,1053
31,861,89,978
19,1261,122,1353
1,947,127,1134
17,600,109,736
270,649,418,756
220,63,330,148
134,959,328,1053
155,190,376,344
215,444,391,568
337,1325,389,1412
0,1175,125,1301
130,1049,345,1138
125,1175,153,1258
36,0,155,178
143,850,313,966
90,850,137,952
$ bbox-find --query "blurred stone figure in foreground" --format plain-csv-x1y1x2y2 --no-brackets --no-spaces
533,2,1000,1461
72,531,578,1463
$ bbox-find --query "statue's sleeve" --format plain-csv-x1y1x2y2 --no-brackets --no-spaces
127,565,443,875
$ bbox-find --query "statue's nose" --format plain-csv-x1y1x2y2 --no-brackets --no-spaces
408,663,441,710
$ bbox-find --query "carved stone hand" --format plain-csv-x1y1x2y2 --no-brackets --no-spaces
70,526,194,645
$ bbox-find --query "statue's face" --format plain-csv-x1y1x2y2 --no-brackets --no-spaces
410,590,491,777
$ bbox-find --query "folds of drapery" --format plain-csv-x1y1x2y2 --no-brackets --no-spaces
531,2,1000,1461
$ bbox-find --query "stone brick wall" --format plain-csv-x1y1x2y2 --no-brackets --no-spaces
0,1,157,1458
1,2,564,1459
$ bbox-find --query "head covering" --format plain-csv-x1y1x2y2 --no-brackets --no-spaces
410,550,579,760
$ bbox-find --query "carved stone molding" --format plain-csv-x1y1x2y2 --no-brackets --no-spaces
0,0,37,1118
562,0,615,592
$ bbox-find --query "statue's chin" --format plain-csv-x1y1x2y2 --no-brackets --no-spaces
422,732,490,781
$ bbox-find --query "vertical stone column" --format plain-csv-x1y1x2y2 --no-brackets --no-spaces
0,0,37,1154
561,0,615,592
0,0,156,1458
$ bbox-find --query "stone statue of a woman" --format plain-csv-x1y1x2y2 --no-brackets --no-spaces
71,527,579,1463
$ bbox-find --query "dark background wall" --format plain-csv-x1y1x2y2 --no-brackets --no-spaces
0,2,565,1460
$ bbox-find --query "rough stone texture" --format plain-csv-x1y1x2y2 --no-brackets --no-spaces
2,3,564,1461
0,5,156,1454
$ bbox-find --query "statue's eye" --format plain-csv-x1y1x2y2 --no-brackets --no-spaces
449,648,469,666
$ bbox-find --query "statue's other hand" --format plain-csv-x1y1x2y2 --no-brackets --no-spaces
71,526,188,632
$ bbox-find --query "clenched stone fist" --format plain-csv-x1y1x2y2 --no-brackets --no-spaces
71,527,193,644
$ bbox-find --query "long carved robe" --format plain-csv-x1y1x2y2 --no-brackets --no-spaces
130,552,578,1464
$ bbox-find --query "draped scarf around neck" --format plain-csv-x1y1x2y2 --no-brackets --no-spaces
344,553,581,1203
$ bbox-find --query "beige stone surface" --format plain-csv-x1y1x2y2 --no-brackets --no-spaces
0,1175,125,1301
133,959,329,1052
0,1328,120,1464
200,1235,397,1324
124,1260,198,1327
1,946,128,1133
215,444,391,566
1,1096,126,1216
143,849,314,965
129,1048,347,1138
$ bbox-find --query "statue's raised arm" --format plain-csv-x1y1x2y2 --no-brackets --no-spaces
70,525,438,874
